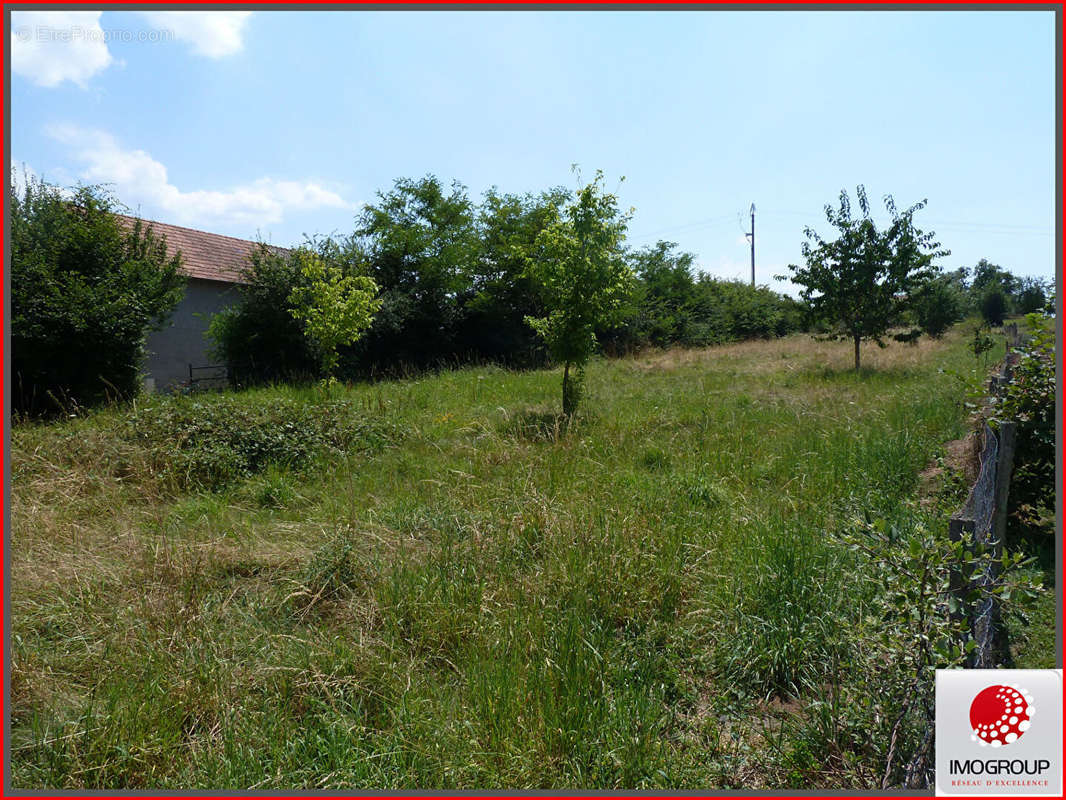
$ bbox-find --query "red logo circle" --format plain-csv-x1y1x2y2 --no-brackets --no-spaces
969,684,1034,747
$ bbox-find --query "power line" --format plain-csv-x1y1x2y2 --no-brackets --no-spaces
759,208,1051,235
628,212,736,241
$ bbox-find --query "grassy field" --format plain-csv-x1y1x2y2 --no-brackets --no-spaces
9,326,1051,789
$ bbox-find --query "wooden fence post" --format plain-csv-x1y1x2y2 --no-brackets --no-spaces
993,421,1016,547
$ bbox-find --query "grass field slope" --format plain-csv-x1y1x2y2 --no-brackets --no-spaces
10,327,1044,789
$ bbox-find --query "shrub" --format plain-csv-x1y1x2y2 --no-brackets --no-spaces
354,175,479,371
603,241,804,353
979,286,1008,327
11,175,184,415
913,277,964,338
208,239,352,386
992,312,1055,536
1014,278,1049,315
817,509,1040,787
127,394,401,490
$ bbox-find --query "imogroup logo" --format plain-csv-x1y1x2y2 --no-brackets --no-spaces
969,684,1033,747
936,669,1062,797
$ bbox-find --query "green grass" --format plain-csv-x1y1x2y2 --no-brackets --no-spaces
10,327,1050,789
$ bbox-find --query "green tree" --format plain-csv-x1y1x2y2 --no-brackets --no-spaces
207,236,358,385
525,171,635,416
11,174,184,415
971,258,1017,298
782,186,949,370
460,186,570,364
980,285,1009,327
1014,277,1049,315
627,240,699,347
288,250,382,378
355,175,478,368
912,274,965,338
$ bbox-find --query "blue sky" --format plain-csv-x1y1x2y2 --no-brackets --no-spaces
10,9,1057,292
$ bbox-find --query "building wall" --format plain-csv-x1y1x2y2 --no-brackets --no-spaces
143,278,239,391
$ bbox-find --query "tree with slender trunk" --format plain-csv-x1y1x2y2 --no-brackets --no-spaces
781,186,949,371
524,170,634,416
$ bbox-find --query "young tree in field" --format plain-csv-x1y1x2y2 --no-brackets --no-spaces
525,171,635,416
782,186,949,370
287,250,382,379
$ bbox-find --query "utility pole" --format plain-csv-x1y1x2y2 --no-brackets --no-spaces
744,203,756,286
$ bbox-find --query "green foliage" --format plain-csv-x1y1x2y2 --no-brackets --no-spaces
992,312,1055,537
970,258,1017,298
210,174,808,387
781,185,949,369
968,323,996,365
525,170,635,415
979,285,1008,327
11,174,185,415
355,175,479,368
1014,277,1049,315
912,275,965,338
460,187,571,365
607,241,803,351
964,260,1050,318
824,509,1040,787
207,239,350,386
288,250,382,378
127,394,401,490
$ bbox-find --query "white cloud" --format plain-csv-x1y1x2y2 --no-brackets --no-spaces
47,124,350,229
11,11,113,88
138,11,251,58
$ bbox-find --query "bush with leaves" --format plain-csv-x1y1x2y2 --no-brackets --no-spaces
813,508,1041,788
127,394,401,491
1013,277,1049,315
912,275,965,338
979,286,1008,327
208,237,363,385
992,311,1055,537
604,241,804,353
354,175,479,371
287,250,381,379
11,175,185,415
456,187,570,365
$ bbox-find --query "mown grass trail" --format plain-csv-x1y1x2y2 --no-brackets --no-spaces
10,328,1006,788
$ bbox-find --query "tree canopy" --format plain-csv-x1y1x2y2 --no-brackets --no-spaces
11,174,185,414
782,185,949,370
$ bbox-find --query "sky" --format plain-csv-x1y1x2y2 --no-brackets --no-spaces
9,9,1058,294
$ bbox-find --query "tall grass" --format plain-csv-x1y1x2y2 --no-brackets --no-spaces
10,327,1004,788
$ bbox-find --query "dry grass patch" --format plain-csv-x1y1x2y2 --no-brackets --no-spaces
626,329,961,376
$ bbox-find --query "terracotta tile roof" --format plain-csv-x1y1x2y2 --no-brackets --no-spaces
115,214,288,285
